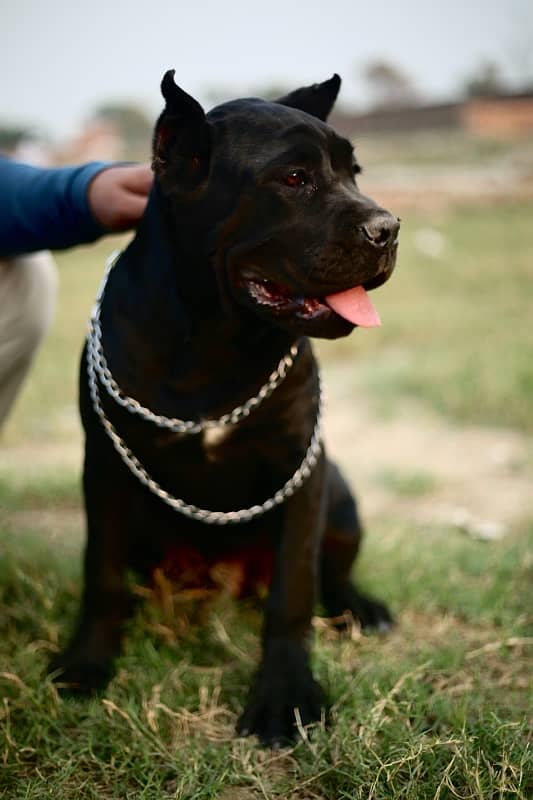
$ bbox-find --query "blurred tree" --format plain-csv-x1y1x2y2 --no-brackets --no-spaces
464,60,509,98
0,126,34,154
89,103,153,160
205,83,291,106
249,84,292,101
363,60,421,109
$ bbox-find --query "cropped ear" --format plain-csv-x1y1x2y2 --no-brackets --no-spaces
276,74,341,121
152,70,211,192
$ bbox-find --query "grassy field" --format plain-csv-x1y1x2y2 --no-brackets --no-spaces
1,183,532,796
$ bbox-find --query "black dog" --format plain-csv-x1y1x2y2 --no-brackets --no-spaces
50,71,399,745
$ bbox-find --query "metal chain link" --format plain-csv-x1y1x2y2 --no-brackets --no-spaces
88,251,300,434
86,252,323,525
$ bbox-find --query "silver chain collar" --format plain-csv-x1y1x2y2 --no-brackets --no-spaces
86,252,323,525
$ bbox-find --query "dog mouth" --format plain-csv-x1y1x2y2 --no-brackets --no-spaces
238,270,390,328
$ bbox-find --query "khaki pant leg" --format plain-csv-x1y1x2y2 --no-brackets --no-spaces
0,252,58,429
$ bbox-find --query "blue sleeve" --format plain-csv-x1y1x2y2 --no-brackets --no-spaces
0,157,111,257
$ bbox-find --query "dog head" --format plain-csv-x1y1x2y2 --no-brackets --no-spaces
152,70,399,339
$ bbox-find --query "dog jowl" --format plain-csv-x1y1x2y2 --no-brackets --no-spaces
49,71,399,745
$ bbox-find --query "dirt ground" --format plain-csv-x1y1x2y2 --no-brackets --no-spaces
2,362,531,546
324,362,532,537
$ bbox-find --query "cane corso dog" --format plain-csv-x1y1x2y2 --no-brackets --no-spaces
50,71,399,745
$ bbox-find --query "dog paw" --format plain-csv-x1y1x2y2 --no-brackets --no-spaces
351,592,394,631
48,652,114,696
237,641,326,746
325,587,394,632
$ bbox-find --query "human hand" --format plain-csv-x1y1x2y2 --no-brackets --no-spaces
87,164,153,231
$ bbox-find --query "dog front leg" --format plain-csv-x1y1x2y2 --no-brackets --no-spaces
49,448,135,694
238,453,327,746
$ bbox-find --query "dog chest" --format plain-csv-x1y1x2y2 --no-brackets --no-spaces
201,422,232,459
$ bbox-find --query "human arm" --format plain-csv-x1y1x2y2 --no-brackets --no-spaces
0,158,152,257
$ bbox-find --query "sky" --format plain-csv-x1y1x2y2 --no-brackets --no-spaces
1,0,532,141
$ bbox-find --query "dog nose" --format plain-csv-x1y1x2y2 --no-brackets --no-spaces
360,214,400,248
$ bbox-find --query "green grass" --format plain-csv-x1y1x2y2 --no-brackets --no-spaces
373,468,437,498
317,201,533,432
0,472,80,511
355,130,533,170
4,202,533,443
1,193,532,796
1,510,531,799
4,203,533,443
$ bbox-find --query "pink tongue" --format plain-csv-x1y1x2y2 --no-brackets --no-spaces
325,285,381,327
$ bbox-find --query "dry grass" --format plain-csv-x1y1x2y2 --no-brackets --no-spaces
1,508,531,798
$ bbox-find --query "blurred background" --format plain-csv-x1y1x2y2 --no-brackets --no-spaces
1,3,532,795
1,0,532,535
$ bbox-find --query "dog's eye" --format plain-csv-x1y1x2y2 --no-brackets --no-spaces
283,169,309,188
